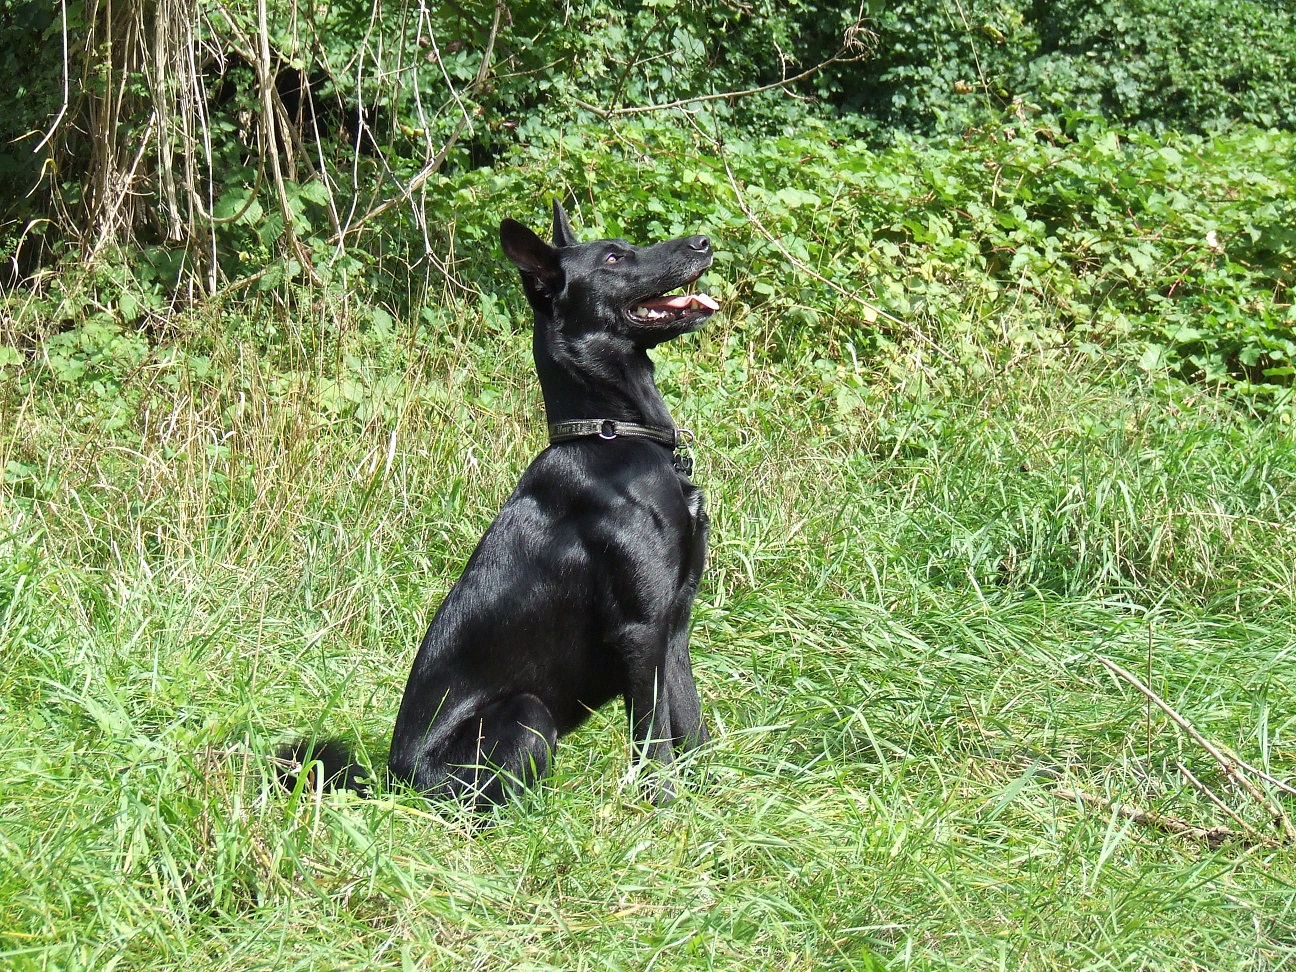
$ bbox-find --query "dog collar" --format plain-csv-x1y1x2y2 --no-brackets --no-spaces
547,419,696,477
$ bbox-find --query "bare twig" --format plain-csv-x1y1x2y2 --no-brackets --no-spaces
88,111,159,261
329,0,503,245
1228,753,1296,799
33,0,71,153
184,23,218,292
571,42,871,119
1146,621,1154,760
1096,655,1295,842
1003,754,1280,850
423,16,475,134
1051,786,1247,849
150,0,186,242
255,0,315,280
949,0,991,105
572,20,876,121
209,266,276,302
1177,760,1272,846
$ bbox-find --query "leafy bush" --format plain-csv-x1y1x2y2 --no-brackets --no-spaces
0,0,66,276
0,0,870,296
14,112,1290,411
1030,0,1296,132
844,0,1296,135
409,114,1293,406
458,0,859,141
839,0,1038,132
4,1,1294,414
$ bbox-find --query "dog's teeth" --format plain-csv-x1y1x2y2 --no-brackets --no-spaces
632,304,690,321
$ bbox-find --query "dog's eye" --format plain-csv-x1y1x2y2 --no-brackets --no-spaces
605,252,622,264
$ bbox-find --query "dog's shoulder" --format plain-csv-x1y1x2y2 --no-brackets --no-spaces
530,439,681,484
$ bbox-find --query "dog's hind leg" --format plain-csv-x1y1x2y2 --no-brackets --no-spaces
407,694,558,809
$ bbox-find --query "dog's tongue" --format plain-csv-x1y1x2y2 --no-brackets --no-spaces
642,293,720,312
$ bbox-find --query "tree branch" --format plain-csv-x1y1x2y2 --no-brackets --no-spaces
328,0,504,245
1050,786,1254,849
571,41,872,119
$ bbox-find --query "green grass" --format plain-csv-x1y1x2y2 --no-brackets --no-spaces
2,298,1295,970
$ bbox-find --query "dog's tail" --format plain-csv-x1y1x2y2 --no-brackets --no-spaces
275,737,372,795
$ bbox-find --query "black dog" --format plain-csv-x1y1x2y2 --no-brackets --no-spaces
286,201,717,808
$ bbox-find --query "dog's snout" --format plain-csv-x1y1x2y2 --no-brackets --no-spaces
688,235,711,253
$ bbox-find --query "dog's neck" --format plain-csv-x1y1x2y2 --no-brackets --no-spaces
533,318,675,430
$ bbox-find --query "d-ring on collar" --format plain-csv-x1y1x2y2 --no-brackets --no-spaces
547,419,696,477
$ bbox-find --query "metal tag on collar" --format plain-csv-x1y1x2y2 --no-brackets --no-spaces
673,427,695,477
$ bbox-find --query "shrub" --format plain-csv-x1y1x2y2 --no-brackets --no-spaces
842,0,1296,135
1029,0,1296,132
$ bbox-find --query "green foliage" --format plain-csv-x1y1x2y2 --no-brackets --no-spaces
10,112,1294,412
842,0,1038,131
0,0,68,277
401,115,1292,409
461,0,852,138
849,0,1296,135
1030,0,1296,132
0,0,62,205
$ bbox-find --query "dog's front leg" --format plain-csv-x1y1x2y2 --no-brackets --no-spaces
665,634,708,752
665,486,710,753
621,636,679,804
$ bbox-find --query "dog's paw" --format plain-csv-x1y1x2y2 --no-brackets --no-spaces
648,776,679,806
621,762,679,806
275,738,372,796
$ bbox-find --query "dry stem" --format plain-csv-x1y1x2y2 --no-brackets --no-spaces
1096,655,1295,842
1051,786,1248,849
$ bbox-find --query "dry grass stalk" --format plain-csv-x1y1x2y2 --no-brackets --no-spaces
1050,786,1249,849
1096,654,1296,843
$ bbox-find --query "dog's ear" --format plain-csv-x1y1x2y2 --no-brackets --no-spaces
551,199,578,248
501,218,562,294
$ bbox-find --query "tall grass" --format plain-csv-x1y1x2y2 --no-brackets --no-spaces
2,296,1294,969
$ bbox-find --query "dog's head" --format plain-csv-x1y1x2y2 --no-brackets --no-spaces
500,200,717,349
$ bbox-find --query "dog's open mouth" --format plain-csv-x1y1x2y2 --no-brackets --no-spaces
628,291,720,324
